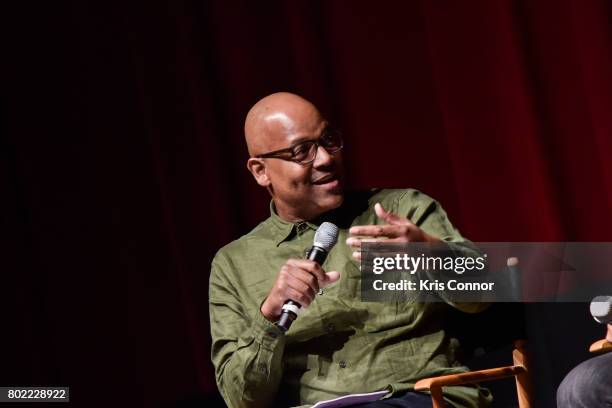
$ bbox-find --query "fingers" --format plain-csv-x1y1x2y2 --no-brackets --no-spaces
286,285,315,307
288,266,320,294
282,264,317,298
348,204,419,263
348,224,409,239
322,271,341,287
275,260,339,308
285,260,340,289
375,202,411,225
374,202,392,223
262,260,339,321
348,202,419,242
346,236,389,249
286,259,326,281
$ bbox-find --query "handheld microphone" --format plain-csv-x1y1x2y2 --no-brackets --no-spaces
276,222,339,332
590,296,612,324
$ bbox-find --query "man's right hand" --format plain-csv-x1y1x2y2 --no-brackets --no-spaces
260,259,340,322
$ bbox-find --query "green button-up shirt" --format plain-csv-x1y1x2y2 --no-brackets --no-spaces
209,189,492,408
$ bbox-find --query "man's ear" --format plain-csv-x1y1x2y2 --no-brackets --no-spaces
246,158,271,187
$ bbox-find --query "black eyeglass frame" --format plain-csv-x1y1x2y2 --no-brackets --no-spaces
254,129,344,165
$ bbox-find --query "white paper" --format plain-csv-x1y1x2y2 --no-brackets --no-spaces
311,390,390,408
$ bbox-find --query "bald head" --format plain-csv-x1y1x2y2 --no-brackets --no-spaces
244,92,344,221
244,92,323,157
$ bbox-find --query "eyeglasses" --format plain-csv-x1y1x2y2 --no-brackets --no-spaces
255,129,344,165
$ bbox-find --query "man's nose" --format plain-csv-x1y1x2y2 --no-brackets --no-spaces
313,144,334,168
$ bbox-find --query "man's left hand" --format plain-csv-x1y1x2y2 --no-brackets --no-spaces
346,203,440,260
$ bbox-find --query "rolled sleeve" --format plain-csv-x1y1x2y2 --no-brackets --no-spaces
210,253,286,408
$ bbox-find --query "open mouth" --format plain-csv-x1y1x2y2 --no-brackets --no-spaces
312,174,337,185
312,175,341,191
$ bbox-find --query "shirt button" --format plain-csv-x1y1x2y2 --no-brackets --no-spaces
259,365,268,375
338,360,347,369
297,223,308,233
326,323,335,333
266,329,278,339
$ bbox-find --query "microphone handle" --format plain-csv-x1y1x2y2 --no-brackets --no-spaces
276,246,327,332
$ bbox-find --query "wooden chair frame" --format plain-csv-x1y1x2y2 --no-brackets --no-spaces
589,338,612,353
414,340,532,408
589,324,612,353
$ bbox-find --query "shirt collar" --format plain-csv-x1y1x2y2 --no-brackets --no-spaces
268,201,320,246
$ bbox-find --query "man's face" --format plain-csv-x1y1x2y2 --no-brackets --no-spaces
260,110,344,221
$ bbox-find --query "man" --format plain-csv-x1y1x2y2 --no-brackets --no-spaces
209,92,491,407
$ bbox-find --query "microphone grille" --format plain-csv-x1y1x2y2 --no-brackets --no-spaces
313,222,339,251
590,296,612,324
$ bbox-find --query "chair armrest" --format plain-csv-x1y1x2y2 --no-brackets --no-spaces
414,365,526,391
589,339,612,354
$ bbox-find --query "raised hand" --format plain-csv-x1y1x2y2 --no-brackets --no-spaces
346,203,440,261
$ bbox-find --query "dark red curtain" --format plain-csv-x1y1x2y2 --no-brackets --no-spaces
5,1,611,407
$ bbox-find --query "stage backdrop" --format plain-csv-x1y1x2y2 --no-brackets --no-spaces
4,0,611,407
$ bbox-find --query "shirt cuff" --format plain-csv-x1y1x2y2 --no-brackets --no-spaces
251,306,285,351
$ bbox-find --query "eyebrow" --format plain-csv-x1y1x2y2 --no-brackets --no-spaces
289,137,315,147
288,125,332,147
